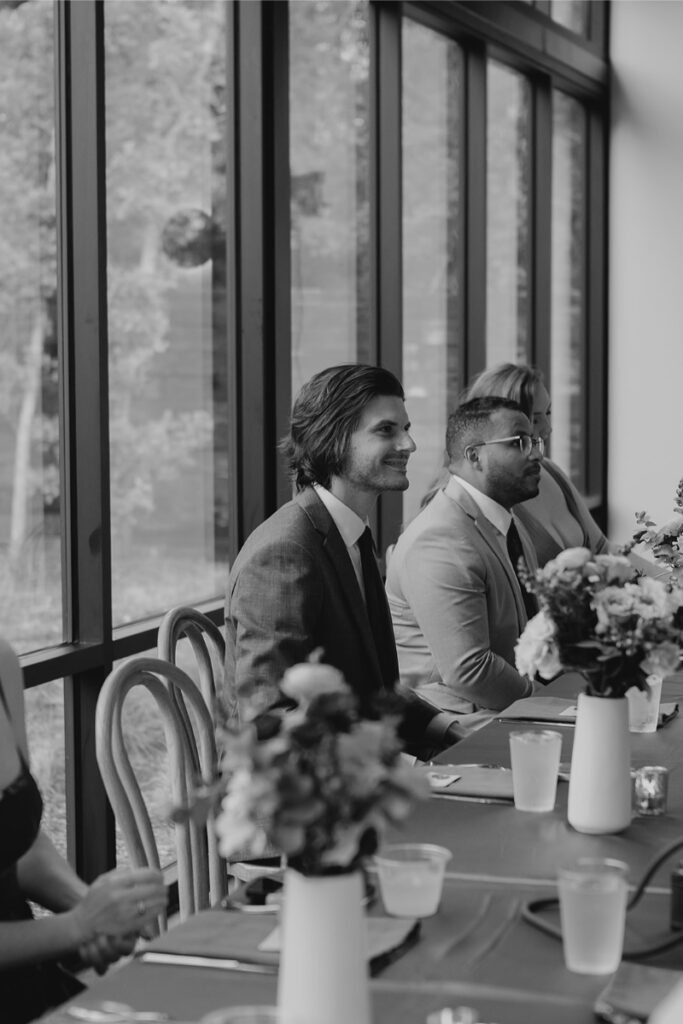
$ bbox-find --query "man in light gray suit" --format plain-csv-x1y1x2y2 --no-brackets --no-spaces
386,396,545,731
225,363,466,758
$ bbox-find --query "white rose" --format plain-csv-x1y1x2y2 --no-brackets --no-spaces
631,576,677,619
641,642,681,678
653,514,683,543
549,547,592,572
515,611,562,679
281,661,350,704
591,553,634,585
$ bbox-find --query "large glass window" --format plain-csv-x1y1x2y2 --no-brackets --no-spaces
0,1,61,653
486,60,531,365
551,90,587,489
401,19,463,525
289,0,370,395
104,0,229,627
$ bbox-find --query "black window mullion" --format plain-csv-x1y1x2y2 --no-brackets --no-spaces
371,1,403,554
585,102,607,528
55,0,114,880
464,42,487,383
531,77,552,377
232,0,278,545
269,0,293,512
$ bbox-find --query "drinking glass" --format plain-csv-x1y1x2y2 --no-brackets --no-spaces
557,858,628,974
627,676,662,733
375,843,451,917
509,730,562,811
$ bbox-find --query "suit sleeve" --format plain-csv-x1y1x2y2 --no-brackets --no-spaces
398,533,533,712
226,537,325,711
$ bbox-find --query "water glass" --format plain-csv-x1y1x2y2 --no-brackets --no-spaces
509,730,562,812
557,858,629,974
627,676,662,733
375,843,451,917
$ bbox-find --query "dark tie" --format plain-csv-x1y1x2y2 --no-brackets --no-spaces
357,527,399,690
506,519,538,620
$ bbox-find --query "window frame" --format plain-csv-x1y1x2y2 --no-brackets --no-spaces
13,0,609,880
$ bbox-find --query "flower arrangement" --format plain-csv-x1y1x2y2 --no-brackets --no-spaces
515,547,683,697
633,477,683,588
186,655,428,877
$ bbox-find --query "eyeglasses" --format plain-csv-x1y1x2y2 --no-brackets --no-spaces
467,434,545,457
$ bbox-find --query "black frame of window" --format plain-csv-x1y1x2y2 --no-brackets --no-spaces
17,0,608,880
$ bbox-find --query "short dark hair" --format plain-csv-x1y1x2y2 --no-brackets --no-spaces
281,364,405,491
446,396,522,462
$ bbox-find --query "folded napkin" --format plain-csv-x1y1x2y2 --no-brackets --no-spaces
595,961,683,1022
142,907,419,975
417,764,514,800
496,696,578,723
497,696,679,728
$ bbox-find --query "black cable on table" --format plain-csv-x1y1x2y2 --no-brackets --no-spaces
521,834,683,959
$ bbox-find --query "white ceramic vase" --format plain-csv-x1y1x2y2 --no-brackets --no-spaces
567,692,632,834
277,867,371,1024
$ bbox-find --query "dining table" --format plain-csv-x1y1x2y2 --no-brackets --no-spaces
38,671,683,1024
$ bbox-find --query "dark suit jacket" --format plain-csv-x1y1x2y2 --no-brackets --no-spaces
224,487,439,752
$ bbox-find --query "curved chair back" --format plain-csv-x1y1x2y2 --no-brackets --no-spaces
95,656,226,932
158,605,280,885
157,605,226,714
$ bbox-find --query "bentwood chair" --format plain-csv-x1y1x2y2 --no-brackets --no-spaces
158,605,281,886
157,605,228,718
95,656,227,933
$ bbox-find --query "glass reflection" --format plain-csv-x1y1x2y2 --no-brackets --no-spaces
0,1,61,653
486,60,531,366
402,19,463,525
551,90,587,489
104,0,229,626
290,0,370,395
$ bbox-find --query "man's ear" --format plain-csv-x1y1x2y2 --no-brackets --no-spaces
464,446,478,463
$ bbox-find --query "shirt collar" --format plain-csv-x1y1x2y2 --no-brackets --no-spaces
447,473,512,537
313,483,367,547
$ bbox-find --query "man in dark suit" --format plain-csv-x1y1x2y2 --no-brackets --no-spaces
224,363,464,758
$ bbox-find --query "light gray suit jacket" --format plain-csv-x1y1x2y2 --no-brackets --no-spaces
385,477,536,718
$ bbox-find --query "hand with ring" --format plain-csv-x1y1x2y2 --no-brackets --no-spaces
69,867,168,950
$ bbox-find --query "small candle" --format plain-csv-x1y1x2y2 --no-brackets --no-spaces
633,766,669,815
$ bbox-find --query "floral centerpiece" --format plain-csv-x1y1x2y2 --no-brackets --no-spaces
633,476,683,588
182,655,427,1024
514,547,683,697
206,655,428,876
514,543,683,834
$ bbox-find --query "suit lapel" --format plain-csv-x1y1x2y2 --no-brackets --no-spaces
295,490,385,685
445,482,528,628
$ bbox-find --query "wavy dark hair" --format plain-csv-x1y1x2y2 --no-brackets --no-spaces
281,364,405,491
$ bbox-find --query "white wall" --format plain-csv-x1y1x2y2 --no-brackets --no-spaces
608,0,683,541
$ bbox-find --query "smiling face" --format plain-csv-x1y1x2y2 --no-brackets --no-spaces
329,394,417,517
469,408,543,509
